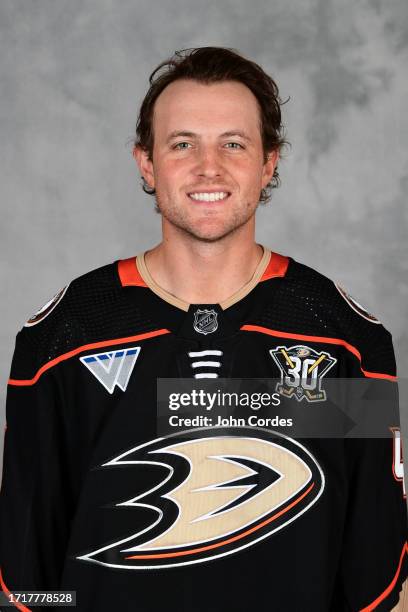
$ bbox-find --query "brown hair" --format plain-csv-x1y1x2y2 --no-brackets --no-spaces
133,46,289,204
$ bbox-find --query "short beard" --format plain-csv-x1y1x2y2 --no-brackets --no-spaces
155,196,258,243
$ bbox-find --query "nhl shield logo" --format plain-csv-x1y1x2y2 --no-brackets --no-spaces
193,308,218,335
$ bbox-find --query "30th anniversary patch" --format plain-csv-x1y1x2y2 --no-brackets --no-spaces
270,344,337,402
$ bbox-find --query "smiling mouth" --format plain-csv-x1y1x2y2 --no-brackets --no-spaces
187,191,231,202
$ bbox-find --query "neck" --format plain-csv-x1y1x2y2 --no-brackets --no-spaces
144,224,263,305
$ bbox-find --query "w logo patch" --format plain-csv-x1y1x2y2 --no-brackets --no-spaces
80,347,141,394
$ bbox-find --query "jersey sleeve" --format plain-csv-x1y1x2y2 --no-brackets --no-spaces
333,327,408,611
0,327,74,598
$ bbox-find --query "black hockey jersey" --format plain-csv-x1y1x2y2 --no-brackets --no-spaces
0,245,407,611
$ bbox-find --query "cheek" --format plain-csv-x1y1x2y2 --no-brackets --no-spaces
229,158,263,181
157,161,189,188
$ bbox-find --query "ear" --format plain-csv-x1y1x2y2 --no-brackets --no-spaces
133,145,155,190
261,149,280,189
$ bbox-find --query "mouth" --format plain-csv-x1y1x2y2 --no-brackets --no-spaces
187,191,231,203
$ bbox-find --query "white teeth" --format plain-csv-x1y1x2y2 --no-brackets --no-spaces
189,191,229,202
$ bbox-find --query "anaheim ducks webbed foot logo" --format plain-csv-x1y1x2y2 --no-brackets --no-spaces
77,428,324,569
270,345,337,402
24,285,69,327
335,283,381,324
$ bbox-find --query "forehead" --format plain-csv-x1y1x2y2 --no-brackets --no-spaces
152,79,261,136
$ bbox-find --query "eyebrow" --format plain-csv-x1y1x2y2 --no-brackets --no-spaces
166,130,253,144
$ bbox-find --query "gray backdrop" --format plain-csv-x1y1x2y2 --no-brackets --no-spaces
1,0,407,486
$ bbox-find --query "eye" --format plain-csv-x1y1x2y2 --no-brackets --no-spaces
225,142,244,149
173,142,191,150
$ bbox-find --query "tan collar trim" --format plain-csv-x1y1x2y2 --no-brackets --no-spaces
135,245,272,313
220,246,271,309
136,251,190,312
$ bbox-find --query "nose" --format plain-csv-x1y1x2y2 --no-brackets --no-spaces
194,146,223,178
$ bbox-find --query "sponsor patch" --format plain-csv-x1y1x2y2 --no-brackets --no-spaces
270,344,337,402
80,347,141,394
335,283,381,324
24,285,69,327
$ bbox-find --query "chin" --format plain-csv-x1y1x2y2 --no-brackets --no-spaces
185,225,240,243
162,208,251,241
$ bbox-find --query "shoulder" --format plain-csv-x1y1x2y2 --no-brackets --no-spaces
24,260,119,326
9,258,143,380
262,253,396,376
284,256,385,330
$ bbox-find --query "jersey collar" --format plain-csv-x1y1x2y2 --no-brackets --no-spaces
118,244,289,312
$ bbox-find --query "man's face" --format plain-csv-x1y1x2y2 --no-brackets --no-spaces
136,79,278,242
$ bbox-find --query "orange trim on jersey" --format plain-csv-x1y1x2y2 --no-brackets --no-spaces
260,252,289,281
359,542,408,611
126,481,315,560
119,252,289,288
240,324,397,381
118,257,148,287
0,567,32,611
8,329,170,386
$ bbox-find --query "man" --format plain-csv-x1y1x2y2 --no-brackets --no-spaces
0,46,407,611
